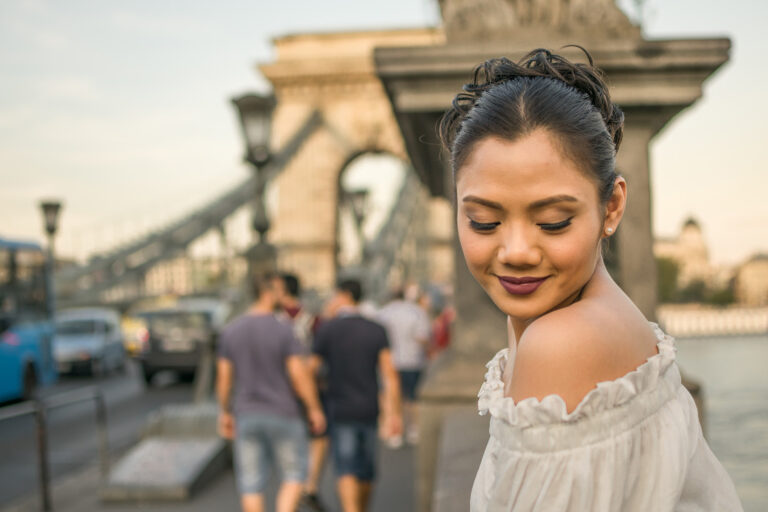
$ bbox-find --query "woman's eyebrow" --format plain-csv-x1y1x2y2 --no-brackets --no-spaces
528,195,579,211
462,195,503,210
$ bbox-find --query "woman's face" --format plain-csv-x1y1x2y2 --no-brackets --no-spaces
456,130,606,321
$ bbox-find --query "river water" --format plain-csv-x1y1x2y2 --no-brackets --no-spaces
676,335,768,511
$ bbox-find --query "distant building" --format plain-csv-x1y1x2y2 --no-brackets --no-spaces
54,256,78,271
654,217,722,287
144,257,190,296
735,254,768,306
143,256,246,297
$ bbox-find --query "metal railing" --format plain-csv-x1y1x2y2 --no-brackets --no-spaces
658,305,768,338
0,387,109,512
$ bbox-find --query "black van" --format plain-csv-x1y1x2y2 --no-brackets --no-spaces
133,299,230,385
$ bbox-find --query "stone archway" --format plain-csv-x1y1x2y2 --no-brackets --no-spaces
260,29,453,292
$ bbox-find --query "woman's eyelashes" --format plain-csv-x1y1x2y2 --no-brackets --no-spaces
469,217,573,233
469,219,500,232
538,217,573,232
469,217,573,232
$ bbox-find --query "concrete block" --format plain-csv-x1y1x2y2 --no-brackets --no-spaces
142,402,218,438
101,437,229,502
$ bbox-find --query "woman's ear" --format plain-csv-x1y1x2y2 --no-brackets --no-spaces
603,176,627,237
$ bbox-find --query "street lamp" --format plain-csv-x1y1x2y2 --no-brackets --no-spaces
231,94,277,290
232,93,276,240
40,200,62,239
39,199,62,315
345,188,369,263
232,94,276,167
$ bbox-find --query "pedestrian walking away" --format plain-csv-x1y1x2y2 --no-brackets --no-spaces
310,279,402,512
217,273,326,512
378,287,431,447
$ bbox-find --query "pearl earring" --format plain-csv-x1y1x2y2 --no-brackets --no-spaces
605,227,614,235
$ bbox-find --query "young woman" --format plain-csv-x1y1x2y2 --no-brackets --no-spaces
440,48,742,511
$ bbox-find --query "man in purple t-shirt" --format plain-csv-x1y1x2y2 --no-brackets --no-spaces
217,274,325,512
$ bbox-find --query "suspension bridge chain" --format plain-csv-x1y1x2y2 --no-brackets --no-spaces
361,169,423,304
56,111,323,307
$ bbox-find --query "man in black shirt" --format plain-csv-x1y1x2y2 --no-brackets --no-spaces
311,279,401,512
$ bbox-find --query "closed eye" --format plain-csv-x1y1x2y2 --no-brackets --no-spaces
538,217,573,232
469,219,500,232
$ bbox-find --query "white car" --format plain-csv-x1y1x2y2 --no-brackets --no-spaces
54,308,126,376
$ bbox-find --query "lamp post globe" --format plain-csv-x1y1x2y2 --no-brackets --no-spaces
40,200,62,238
345,188,369,263
346,188,369,234
232,94,276,166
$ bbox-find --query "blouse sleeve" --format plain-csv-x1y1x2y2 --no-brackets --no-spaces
471,403,695,512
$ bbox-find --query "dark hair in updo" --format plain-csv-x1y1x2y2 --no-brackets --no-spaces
439,47,624,204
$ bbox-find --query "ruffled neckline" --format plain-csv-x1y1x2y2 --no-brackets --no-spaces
477,322,677,428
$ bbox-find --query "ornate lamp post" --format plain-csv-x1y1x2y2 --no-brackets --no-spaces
231,94,277,290
39,200,62,314
345,188,370,263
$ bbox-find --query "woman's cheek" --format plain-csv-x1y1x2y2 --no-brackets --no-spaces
458,228,474,258
547,230,599,280
460,232,491,273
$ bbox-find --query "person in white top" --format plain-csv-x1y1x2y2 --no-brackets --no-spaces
438,47,743,511
378,288,431,446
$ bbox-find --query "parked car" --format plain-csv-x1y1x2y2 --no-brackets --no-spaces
54,308,126,376
133,298,230,385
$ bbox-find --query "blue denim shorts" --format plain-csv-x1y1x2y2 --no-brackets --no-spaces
330,420,378,481
233,413,309,494
398,370,423,401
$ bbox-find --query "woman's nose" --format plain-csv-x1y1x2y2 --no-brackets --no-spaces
496,227,542,268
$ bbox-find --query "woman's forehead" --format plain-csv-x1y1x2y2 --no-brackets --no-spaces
456,133,598,203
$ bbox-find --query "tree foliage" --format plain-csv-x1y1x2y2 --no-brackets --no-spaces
656,257,679,303
655,257,735,306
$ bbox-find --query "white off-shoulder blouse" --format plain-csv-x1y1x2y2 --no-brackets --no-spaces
471,323,743,511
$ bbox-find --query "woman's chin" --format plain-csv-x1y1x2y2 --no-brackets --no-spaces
489,294,549,322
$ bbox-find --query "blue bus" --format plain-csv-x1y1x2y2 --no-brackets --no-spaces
0,236,57,402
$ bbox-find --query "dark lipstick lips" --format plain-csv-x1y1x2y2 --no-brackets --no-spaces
497,275,548,295
499,276,547,285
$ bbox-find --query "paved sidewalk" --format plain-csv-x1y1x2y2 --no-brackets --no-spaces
5,441,416,512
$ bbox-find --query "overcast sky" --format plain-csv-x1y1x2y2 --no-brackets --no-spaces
0,0,765,266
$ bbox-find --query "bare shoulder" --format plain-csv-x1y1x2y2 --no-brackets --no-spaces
509,302,658,413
